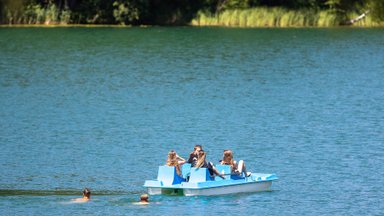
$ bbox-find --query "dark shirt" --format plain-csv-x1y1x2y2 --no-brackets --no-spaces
200,161,215,176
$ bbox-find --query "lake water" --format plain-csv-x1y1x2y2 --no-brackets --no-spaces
0,27,383,215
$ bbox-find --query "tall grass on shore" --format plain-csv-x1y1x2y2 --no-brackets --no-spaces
4,3,71,25
191,7,382,27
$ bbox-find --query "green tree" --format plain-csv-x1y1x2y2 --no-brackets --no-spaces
368,0,384,21
113,0,139,24
217,0,251,11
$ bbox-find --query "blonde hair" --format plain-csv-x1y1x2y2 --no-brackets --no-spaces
195,151,206,168
140,194,149,202
166,151,181,176
222,150,235,171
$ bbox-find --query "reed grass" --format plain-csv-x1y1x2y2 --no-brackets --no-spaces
4,3,71,25
191,7,383,27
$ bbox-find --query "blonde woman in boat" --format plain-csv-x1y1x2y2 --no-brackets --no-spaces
166,150,186,177
221,150,251,177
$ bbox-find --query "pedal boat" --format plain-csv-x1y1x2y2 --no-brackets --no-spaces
143,164,278,196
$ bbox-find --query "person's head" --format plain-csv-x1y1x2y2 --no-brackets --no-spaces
195,150,206,168
222,150,234,165
140,194,149,202
194,145,203,152
166,150,182,175
167,150,178,166
83,188,91,199
168,150,177,160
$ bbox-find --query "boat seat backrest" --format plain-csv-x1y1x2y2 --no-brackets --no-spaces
215,165,231,175
214,165,231,180
188,167,212,183
157,166,185,186
181,163,192,179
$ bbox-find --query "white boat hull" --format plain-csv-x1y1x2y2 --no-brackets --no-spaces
147,187,162,195
144,165,278,196
183,181,272,196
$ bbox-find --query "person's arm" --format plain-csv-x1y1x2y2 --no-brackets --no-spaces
209,162,225,179
178,160,186,165
232,160,238,172
232,160,237,166
214,167,225,179
176,154,186,162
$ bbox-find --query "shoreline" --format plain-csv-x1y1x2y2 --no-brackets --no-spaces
1,24,383,28
0,24,148,28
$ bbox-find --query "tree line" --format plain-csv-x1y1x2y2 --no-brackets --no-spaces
1,0,383,25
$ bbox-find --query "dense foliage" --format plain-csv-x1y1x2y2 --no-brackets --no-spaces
1,0,383,25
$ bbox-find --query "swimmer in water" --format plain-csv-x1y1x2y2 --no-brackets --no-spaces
133,194,149,205
72,188,91,202
139,194,149,204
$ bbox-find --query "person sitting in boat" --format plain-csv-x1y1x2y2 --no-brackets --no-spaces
220,150,251,177
166,150,186,177
196,150,225,179
71,188,91,202
187,144,203,167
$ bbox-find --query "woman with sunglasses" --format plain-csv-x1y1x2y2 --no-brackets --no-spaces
166,150,186,177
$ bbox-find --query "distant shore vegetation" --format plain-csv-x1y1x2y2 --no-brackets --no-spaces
1,0,384,27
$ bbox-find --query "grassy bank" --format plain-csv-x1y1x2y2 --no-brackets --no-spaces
3,3,70,25
2,7,383,28
191,7,383,27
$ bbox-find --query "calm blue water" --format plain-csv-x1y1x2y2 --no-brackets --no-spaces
0,27,383,215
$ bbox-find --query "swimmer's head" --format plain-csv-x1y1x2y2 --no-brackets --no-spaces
83,188,91,199
140,194,149,202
